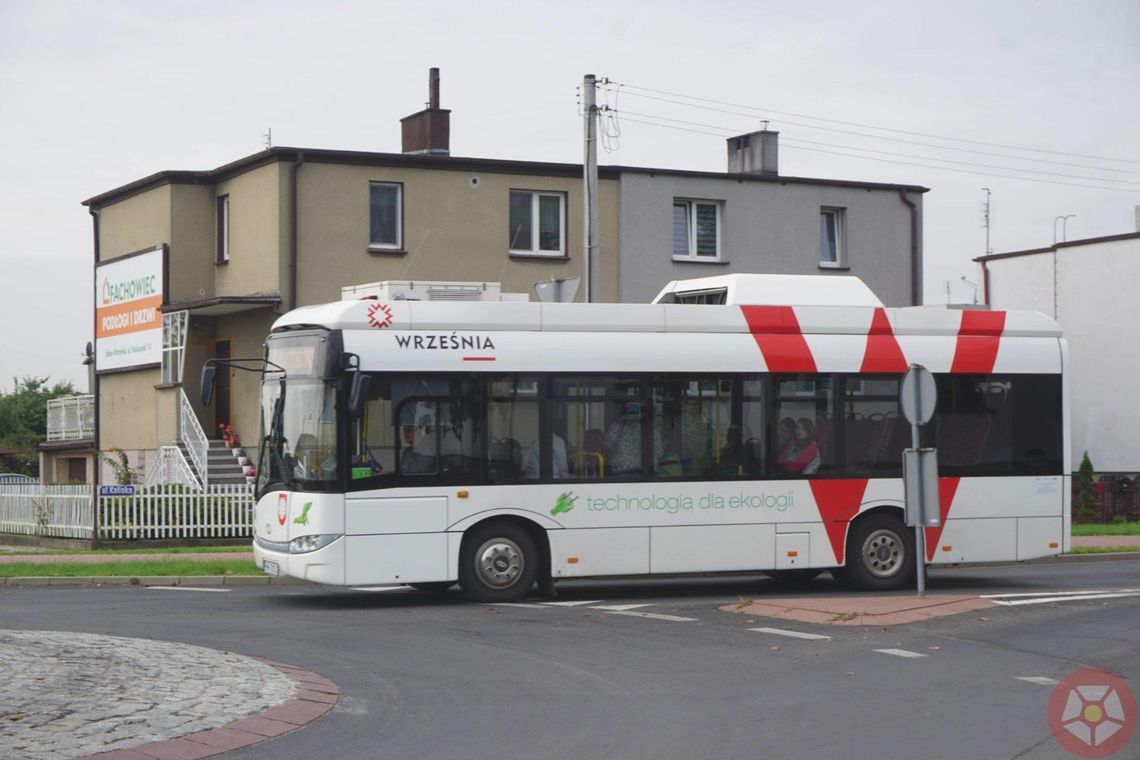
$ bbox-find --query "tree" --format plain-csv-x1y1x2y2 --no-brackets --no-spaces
1076,450,1099,521
0,377,77,476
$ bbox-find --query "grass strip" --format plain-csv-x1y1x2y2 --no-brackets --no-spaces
0,559,261,577
0,546,250,557
1071,523,1140,536
1068,546,1140,555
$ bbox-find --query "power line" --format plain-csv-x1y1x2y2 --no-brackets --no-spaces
610,82,1140,165
615,108,1140,182
614,114,1139,193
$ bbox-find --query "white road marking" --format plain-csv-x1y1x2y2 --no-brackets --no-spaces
987,590,1140,606
490,603,552,609
146,586,231,593
540,600,605,607
874,648,928,659
589,604,656,611
751,627,832,641
604,610,698,622
1017,677,1059,686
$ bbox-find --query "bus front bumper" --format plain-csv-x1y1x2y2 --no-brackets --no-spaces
253,534,346,585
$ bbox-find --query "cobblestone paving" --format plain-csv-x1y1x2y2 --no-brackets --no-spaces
0,630,294,760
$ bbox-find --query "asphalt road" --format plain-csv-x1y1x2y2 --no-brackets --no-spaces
3,558,1139,760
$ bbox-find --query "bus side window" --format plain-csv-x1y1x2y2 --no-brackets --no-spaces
351,376,395,480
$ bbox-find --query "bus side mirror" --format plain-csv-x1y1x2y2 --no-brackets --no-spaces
348,372,371,418
200,366,216,406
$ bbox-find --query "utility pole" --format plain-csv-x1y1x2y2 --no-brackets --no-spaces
981,188,992,257
582,74,599,303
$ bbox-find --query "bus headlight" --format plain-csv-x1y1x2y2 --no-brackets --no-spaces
289,534,339,554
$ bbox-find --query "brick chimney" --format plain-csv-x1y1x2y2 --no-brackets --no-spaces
401,67,451,155
727,129,778,175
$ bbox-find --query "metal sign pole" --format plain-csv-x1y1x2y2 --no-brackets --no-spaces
911,419,927,597
900,364,938,598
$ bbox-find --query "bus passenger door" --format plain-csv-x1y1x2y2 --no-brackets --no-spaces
343,494,449,585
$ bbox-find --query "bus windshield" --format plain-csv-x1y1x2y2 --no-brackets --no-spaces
257,377,339,495
256,331,340,496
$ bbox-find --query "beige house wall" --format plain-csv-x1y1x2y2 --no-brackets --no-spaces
215,162,284,299
169,184,217,303
96,186,172,260
211,310,278,445
296,163,620,304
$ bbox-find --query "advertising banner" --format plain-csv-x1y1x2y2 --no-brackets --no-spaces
95,247,164,371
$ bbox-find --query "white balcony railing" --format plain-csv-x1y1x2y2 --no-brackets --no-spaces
46,395,94,441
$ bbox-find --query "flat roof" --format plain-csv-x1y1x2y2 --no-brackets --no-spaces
975,231,1140,262
83,146,928,209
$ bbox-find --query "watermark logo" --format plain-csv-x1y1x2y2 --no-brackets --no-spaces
367,303,394,329
1048,668,1137,757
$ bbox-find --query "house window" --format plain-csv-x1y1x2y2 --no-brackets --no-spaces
369,182,403,250
161,310,188,384
216,195,230,264
509,190,564,255
673,200,721,260
820,208,845,268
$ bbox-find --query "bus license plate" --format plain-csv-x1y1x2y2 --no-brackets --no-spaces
262,559,280,576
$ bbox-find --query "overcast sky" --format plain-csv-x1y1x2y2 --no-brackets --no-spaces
1,0,1137,390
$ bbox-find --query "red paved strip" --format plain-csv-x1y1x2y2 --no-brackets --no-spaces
83,659,339,759
725,593,995,626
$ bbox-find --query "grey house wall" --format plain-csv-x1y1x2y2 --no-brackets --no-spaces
617,172,923,306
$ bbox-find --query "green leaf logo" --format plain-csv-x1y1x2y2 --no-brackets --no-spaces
550,492,577,517
293,501,313,525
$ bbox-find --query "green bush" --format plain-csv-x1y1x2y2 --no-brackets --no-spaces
1076,451,1099,521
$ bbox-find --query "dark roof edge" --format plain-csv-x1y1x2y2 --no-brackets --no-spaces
974,231,1140,262
162,295,282,313
84,146,928,208
612,165,928,193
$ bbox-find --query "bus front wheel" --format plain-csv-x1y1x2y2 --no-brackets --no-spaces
841,513,915,591
459,522,539,603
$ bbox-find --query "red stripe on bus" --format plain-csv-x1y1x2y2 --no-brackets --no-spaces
950,311,1005,373
860,308,908,373
924,478,960,561
740,306,817,372
809,479,869,565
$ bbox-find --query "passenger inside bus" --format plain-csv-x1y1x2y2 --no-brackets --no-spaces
776,418,821,474
522,433,569,479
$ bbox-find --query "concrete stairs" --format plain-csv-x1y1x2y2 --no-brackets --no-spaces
207,440,251,486
179,440,252,486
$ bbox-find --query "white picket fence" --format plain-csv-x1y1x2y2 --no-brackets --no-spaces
0,484,255,541
0,485,93,539
98,484,254,540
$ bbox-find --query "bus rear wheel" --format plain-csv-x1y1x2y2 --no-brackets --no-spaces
459,522,539,603
841,513,915,591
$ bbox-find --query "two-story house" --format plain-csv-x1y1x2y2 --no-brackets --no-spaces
81,70,926,486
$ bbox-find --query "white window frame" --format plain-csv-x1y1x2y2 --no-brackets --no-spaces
217,195,230,264
368,182,403,251
508,190,566,256
161,310,189,385
820,207,846,269
672,199,723,262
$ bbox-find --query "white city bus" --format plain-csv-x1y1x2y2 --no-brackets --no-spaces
228,278,1069,602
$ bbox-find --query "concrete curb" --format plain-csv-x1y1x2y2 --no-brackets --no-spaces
0,575,312,587
941,550,1140,570
81,658,340,759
